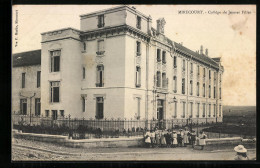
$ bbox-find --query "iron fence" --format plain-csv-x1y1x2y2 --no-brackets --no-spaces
12,114,224,139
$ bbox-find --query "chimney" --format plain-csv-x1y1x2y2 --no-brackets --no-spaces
147,15,152,35
200,45,203,55
180,42,183,45
205,48,208,56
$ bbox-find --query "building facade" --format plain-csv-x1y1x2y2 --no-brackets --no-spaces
12,5,224,123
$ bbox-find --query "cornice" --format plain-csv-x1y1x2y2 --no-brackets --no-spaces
80,24,150,42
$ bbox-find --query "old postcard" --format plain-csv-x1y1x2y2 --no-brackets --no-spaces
12,5,256,161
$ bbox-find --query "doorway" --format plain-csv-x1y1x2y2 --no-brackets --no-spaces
157,99,164,129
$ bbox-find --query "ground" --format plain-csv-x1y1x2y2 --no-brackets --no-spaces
12,138,256,161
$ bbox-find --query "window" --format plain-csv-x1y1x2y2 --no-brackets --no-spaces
208,104,211,117
60,110,64,117
156,71,161,87
162,73,167,88
136,66,141,87
197,82,200,96
82,67,85,79
202,103,206,117
190,63,193,73
209,85,211,98
136,41,141,56
20,99,27,115
197,65,200,75
96,97,104,119
182,102,186,118
162,51,166,64
214,72,216,81
97,40,104,54
50,50,61,72
219,87,222,99
136,97,141,119
136,16,141,29
213,104,216,117
189,102,193,117
83,42,86,51
50,81,60,103
35,98,41,116
197,103,200,117
203,68,206,77
173,101,177,117
182,78,185,94
45,110,49,117
22,73,25,88
209,70,211,79
173,76,177,93
203,83,205,97
157,49,161,62
52,110,58,120
37,71,41,88
214,86,216,98
96,65,104,87
82,97,85,112
173,56,177,68
190,80,193,95
220,74,222,82
219,105,222,117
98,14,105,28
182,59,185,71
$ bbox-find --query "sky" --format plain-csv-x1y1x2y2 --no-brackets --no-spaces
12,5,256,106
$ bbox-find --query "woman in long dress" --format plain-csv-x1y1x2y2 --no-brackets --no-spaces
160,130,167,147
171,130,178,148
183,128,190,147
155,129,161,148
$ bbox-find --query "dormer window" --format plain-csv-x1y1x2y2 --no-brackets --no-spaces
98,14,105,28
136,16,141,29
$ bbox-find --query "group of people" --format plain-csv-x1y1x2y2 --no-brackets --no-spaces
144,127,207,150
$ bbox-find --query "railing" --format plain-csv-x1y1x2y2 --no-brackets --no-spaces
12,114,223,139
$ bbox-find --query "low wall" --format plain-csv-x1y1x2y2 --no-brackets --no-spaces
12,130,254,149
206,137,242,145
12,130,144,148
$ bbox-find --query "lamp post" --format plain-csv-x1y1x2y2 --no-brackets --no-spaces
20,92,36,126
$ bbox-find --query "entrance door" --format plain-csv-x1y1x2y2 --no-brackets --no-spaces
157,107,163,120
157,99,164,129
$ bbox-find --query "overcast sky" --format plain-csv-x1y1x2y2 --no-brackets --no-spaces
12,5,256,106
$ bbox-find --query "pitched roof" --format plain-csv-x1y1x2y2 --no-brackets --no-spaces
173,42,219,68
13,49,41,67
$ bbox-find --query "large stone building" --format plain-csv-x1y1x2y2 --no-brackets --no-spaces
12,5,224,123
